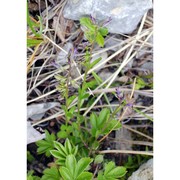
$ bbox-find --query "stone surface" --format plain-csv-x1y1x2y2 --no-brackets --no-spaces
27,122,45,144
63,0,152,34
55,42,73,66
128,158,153,180
27,102,60,120
141,61,153,71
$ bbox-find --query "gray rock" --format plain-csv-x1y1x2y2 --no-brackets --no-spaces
27,102,60,120
105,37,122,51
141,61,153,71
55,42,73,66
63,0,152,34
27,121,45,144
128,158,153,180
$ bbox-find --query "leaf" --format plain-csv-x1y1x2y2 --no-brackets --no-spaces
36,130,55,157
57,131,68,138
90,57,102,69
72,145,78,155
94,155,104,164
60,167,72,180
50,150,65,159
106,166,127,178
97,172,104,180
90,112,98,128
81,93,90,99
67,95,77,106
103,120,121,134
104,162,115,175
80,17,95,31
92,71,103,84
66,155,77,177
41,167,61,180
84,80,97,89
53,141,67,156
27,38,43,47
45,130,56,142
65,139,72,155
101,162,127,179
76,172,93,180
75,157,93,178
95,32,105,47
27,151,35,162
98,108,110,128
98,27,108,36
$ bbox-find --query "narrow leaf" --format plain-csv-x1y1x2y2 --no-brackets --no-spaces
77,172,93,180
60,167,72,180
95,32,105,47
75,157,93,178
66,155,77,177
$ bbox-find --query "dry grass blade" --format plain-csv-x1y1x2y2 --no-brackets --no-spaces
99,150,153,156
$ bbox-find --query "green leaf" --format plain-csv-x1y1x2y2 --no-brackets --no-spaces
27,38,43,47
98,108,110,128
107,166,127,178
57,131,68,138
27,151,35,162
81,93,90,99
75,157,93,178
104,162,115,175
90,57,102,69
36,130,55,157
50,150,65,159
41,167,61,180
60,167,72,180
101,162,127,179
90,112,98,131
45,130,56,142
67,95,77,106
76,172,93,180
97,172,104,180
98,27,108,36
80,17,95,31
95,32,105,47
65,139,72,155
72,145,78,155
92,71,103,84
66,155,77,177
53,141,67,156
103,120,121,134
94,155,104,164
84,80,97,89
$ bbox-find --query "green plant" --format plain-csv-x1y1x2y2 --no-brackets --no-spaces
38,138,127,179
60,154,93,180
27,4,44,47
97,161,127,180
135,77,153,90
36,130,56,157
29,16,128,179
27,151,35,163
90,108,121,138
41,167,61,180
50,139,78,166
80,17,108,47
27,170,41,180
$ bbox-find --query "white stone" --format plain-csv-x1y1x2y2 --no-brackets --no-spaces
63,0,153,34
128,158,153,180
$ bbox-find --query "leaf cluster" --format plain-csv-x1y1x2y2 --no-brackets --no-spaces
80,17,108,47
